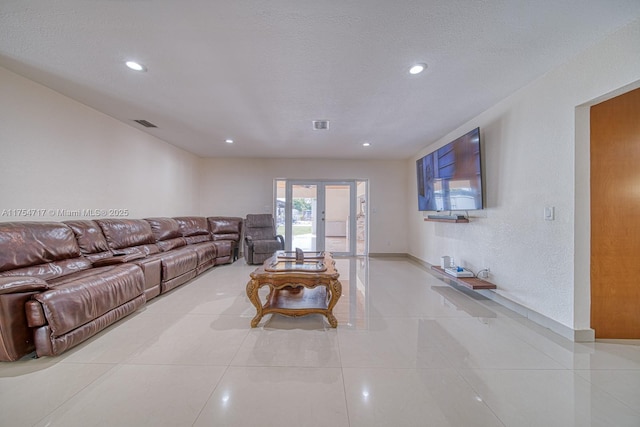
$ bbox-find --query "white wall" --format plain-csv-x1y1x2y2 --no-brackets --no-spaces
0,66,201,221
199,157,407,253
407,18,640,337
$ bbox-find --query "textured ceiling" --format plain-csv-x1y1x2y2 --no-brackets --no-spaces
2,1,640,160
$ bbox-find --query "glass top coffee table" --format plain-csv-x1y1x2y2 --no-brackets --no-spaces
246,251,342,327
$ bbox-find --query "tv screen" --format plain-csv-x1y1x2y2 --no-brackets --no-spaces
416,127,483,211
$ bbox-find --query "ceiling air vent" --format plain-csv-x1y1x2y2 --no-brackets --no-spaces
133,119,158,128
312,120,329,130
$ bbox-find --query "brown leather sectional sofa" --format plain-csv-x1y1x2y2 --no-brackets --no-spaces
0,216,243,362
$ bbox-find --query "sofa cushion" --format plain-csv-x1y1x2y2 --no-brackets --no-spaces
184,234,211,245
64,220,110,255
212,233,240,242
96,219,156,250
208,216,242,234
208,217,242,242
174,216,210,237
144,218,186,252
212,240,233,258
0,257,93,281
0,276,49,294
33,263,144,336
188,242,217,265
145,218,182,241
157,237,187,252
147,249,198,280
0,222,81,272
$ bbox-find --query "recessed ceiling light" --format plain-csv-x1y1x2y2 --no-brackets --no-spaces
125,61,147,72
225,139,234,144
409,63,427,75
362,142,371,147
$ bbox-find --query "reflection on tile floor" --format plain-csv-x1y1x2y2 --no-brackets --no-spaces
2,257,640,426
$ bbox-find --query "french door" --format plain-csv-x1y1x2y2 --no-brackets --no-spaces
275,180,365,256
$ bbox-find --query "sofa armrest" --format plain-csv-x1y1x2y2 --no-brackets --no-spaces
91,252,145,267
276,235,285,248
0,276,49,295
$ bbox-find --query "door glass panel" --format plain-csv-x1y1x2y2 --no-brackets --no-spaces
324,184,351,253
291,184,317,251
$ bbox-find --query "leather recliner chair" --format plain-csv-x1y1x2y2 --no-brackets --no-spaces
243,214,284,265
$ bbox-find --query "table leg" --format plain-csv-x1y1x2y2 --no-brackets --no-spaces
326,279,342,328
246,278,263,327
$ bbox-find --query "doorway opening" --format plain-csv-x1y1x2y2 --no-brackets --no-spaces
274,179,368,256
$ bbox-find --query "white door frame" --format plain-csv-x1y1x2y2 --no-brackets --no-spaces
283,180,358,256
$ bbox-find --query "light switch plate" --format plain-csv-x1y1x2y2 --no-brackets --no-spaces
544,206,555,221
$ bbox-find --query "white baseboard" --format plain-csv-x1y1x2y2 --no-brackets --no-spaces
406,254,595,343
368,252,408,258
477,289,595,342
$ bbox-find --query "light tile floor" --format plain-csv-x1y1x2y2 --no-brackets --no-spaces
1,257,640,426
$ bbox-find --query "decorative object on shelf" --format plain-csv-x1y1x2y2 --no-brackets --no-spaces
430,266,496,290
295,247,304,264
440,256,451,268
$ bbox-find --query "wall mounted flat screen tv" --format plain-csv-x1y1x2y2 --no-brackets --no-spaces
416,127,483,211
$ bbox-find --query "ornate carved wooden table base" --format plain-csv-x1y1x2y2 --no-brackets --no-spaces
246,252,342,327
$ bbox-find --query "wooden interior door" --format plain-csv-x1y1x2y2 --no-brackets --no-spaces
590,86,640,338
